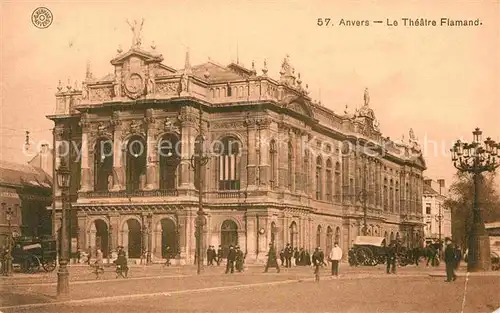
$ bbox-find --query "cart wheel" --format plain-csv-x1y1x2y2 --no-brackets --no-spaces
42,259,57,272
26,257,41,274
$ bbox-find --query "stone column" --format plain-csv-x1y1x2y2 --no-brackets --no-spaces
245,213,257,261
258,119,271,188
144,112,157,190
245,118,257,189
109,213,120,252
179,115,196,189
278,128,288,191
111,118,124,191
79,121,92,192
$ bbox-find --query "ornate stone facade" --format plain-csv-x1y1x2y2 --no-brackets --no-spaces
47,33,426,264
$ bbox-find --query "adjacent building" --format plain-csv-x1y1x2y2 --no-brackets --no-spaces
0,160,52,247
422,178,451,243
47,29,426,263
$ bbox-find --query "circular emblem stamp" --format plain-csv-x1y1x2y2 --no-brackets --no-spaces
31,7,53,29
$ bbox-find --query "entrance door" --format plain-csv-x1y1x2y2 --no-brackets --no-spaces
127,219,142,258
220,220,238,257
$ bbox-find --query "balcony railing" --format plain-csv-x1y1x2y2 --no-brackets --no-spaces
80,189,179,198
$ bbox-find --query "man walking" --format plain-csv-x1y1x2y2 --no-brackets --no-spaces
285,243,293,268
386,241,397,274
264,242,280,273
329,242,343,277
216,245,223,266
444,238,457,282
225,245,236,274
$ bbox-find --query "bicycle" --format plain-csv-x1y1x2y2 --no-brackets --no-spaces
90,262,104,279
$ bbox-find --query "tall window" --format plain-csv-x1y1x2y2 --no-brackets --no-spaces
303,149,309,193
94,138,113,192
269,140,277,189
326,159,332,201
287,142,293,190
126,135,147,192
395,181,400,212
383,177,388,211
390,179,394,212
315,156,322,200
425,203,431,215
159,133,180,190
405,182,410,213
334,162,341,202
316,225,322,248
217,137,240,190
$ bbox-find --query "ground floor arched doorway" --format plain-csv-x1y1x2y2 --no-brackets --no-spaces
161,218,177,258
220,220,238,257
94,219,109,258
126,219,142,258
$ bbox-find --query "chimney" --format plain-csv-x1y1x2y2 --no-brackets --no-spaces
424,179,432,187
437,179,445,195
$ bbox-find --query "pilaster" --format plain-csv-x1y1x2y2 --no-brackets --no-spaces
111,114,124,191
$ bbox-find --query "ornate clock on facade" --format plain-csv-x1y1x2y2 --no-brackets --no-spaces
123,72,145,99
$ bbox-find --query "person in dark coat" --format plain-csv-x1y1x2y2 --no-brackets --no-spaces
386,241,397,274
284,244,293,268
279,249,285,266
298,248,305,266
264,242,280,273
444,238,457,282
163,246,172,267
312,247,322,282
217,245,223,266
235,246,244,272
225,245,236,274
207,246,213,266
454,244,462,270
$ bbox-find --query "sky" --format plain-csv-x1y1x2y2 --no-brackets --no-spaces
0,0,499,189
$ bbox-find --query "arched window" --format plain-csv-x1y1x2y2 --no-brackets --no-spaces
93,138,113,192
390,179,394,212
316,225,322,248
158,133,180,190
315,156,322,200
326,159,333,202
334,162,341,202
395,181,400,212
269,140,277,189
303,149,309,193
287,142,293,190
326,226,333,255
217,136,241,190
383,177,388,211
126,135,147,192
405,182,410,213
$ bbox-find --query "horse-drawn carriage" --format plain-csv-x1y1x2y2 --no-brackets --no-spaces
348,236,388,266
11,236,57,273
348,236,414,267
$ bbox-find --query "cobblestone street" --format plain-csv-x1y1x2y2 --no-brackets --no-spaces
1,263,498,312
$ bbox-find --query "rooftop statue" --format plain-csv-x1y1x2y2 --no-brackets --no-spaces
127,18,144,48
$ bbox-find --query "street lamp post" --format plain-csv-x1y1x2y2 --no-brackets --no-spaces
435,204,443,254
358,190,368,236
2,203,13,276
451,127,499,272
56,158,71,297
164,106,209,275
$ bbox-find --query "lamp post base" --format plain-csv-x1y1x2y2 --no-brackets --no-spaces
57,266,70,298
467,222,491,272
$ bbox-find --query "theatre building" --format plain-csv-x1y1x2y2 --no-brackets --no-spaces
48,34,426,263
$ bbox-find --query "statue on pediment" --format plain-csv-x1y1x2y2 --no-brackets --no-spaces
127,18,144,48
147,77,155,94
